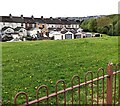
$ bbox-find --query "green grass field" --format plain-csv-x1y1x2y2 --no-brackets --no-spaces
2,36,118,104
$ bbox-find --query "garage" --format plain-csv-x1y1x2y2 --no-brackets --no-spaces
49,31,63,40
63,31,74,39
65,34,72,39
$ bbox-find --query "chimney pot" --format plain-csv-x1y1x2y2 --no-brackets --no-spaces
9,14,12,18
41,16,43,19
31,15,34,20
21,14,23,18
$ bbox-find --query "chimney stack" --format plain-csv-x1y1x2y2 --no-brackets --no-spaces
66,17,68,20
9,14,12,18
21,14,24,19
31,15,34,20
41,16,43,19
50,17,53,20
58,17,61,21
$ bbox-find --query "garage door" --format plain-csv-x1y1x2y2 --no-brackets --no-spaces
65,34,72,39
76,35,81,38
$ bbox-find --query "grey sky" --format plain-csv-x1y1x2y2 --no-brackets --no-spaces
0,0,119,18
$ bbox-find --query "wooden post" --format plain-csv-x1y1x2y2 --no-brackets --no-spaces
106,62,113,104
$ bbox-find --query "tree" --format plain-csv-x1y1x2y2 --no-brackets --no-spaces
80,19,89,31
80,14,119,36
114,21,120,36
88,18,97,32
97,17,112,27
102,26,109,34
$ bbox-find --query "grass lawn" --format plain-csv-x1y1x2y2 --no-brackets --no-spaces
2,36,118,104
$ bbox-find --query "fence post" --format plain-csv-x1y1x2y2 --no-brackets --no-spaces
106,62,113,104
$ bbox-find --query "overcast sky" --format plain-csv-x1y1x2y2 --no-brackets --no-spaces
0,0,119,18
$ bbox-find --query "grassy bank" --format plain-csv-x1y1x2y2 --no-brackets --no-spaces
2,36,118,104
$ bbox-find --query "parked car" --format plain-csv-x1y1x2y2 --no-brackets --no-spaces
93,33,101,37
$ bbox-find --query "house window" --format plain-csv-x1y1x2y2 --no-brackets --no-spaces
68,25,70,28
73,25,75,28
32,24,35,28
27,23,29,27
72,25,74,28
76,25,78,28
21,23,23,27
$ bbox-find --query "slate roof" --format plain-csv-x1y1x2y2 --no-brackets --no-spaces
44,18,63,24
14,27,25,31
60,19,71,25
68,20,79,24
1,16,12,22
0,16,79,25
1,16,24,23
12,17,24,23
69,29,77,34
61,30,68,34
24,17,34,24
1,16,34,23
34,18,45,23
1,26,13,31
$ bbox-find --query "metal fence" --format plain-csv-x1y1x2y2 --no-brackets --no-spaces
11,62,120,105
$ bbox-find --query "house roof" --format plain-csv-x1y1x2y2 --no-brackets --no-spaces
75,32,83,35
69,29,77,34
68,20,79,24
24,17,34,24
13,17,24,23
65,31,74,35
34,18,44,23
77,28,83,32
1,16,12,22
60,19,71,25
44,18,63,24
1,26,13,31
1,16,34,23
61,27,67,31
0,16,80,25
1,16,24,23
14,27,25,31
61,30,68,34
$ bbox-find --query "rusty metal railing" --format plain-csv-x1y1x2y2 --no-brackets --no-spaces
9,63,120,105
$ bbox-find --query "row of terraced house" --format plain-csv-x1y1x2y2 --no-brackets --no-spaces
0,14,95,41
